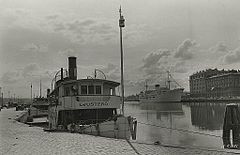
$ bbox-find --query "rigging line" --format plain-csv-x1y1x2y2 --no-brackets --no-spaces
138,122,222,138
169,74,182,87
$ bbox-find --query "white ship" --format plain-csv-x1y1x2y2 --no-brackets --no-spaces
139,72,184,103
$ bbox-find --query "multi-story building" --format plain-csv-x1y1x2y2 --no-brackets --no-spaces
189,69,240,98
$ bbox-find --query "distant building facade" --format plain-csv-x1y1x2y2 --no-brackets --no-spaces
189,69,240,98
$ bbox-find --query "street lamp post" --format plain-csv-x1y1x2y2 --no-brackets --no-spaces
0,87,2,109
119,6,125,115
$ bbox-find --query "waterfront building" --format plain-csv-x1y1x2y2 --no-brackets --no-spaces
189,69,240,98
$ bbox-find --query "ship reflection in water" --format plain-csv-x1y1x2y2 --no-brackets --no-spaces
125,102,234,149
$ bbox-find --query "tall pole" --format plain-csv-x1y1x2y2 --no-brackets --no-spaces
0,87,1,106
40,79,42,98
31,83,33,105
8,91,10,103
167,71,171,89
1,93,3,107
119,6,125,115
0,87,2,107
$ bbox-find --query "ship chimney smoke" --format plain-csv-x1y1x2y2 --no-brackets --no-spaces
68,57,77,80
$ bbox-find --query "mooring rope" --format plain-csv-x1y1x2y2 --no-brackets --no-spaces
126,139,141,155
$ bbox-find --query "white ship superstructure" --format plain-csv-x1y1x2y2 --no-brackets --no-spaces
139,72,184,103
139,86,184,103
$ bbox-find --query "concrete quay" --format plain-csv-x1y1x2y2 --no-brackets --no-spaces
1,108,239,155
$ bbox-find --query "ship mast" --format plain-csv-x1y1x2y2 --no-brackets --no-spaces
119,6,125,115
145,80,148,91
167,71,171,89
30,83,32,105
39,79,42,98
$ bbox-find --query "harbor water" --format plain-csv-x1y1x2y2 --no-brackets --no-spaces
125,101,239,149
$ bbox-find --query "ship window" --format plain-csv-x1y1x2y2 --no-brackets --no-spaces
81,85,87,95
71,84,78,96
110,88,113,95
96,85,102,94
65,87,70,96
88,85,94,94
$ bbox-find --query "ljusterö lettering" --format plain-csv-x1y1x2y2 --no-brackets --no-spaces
79,102,109,107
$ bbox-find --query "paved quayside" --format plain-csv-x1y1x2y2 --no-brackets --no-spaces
1,108,240,155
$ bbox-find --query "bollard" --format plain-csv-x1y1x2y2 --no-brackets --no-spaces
132,120,137,140
128,116,137,140
222,103,240,149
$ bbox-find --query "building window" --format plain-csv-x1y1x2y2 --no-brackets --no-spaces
81,85,87,95
95,85,102,94
88,85,94,94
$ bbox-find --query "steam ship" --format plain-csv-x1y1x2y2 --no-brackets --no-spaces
139,72,184,103
47,57,137,140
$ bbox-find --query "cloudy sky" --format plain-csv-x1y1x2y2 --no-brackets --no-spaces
1,0,240,98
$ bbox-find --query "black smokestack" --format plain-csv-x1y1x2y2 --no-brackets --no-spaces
68,57,77,80
47,89,50,97
61,68,63,80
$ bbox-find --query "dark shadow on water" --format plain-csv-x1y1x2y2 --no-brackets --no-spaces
190,102,226,131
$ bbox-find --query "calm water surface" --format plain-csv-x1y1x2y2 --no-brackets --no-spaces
125,102,240,149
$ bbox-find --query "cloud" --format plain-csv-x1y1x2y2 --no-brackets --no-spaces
139,49,175,86
209,42,228,54
1,63,52,85
215,42,228,53
22,63,40,77
45,15,59,20
135,39,200,92
100,63,120,81
53,23,65,31
59,49,77,57
2,8,152,47
66,19,96,31
174,39,197,60
1,8,30,25
1,71,20,84
123,24,155,47
223,47,240,64
2,8,117,45
171,61,189,73
142,50,171,69
141,39,198,79
125,80,146,94
22,43,48,53
55,18,117,44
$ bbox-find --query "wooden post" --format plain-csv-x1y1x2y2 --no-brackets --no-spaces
222,103,240,148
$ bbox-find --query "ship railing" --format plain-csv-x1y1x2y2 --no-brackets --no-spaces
73,94,121,97
51,68,68,91
62,116,137,139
